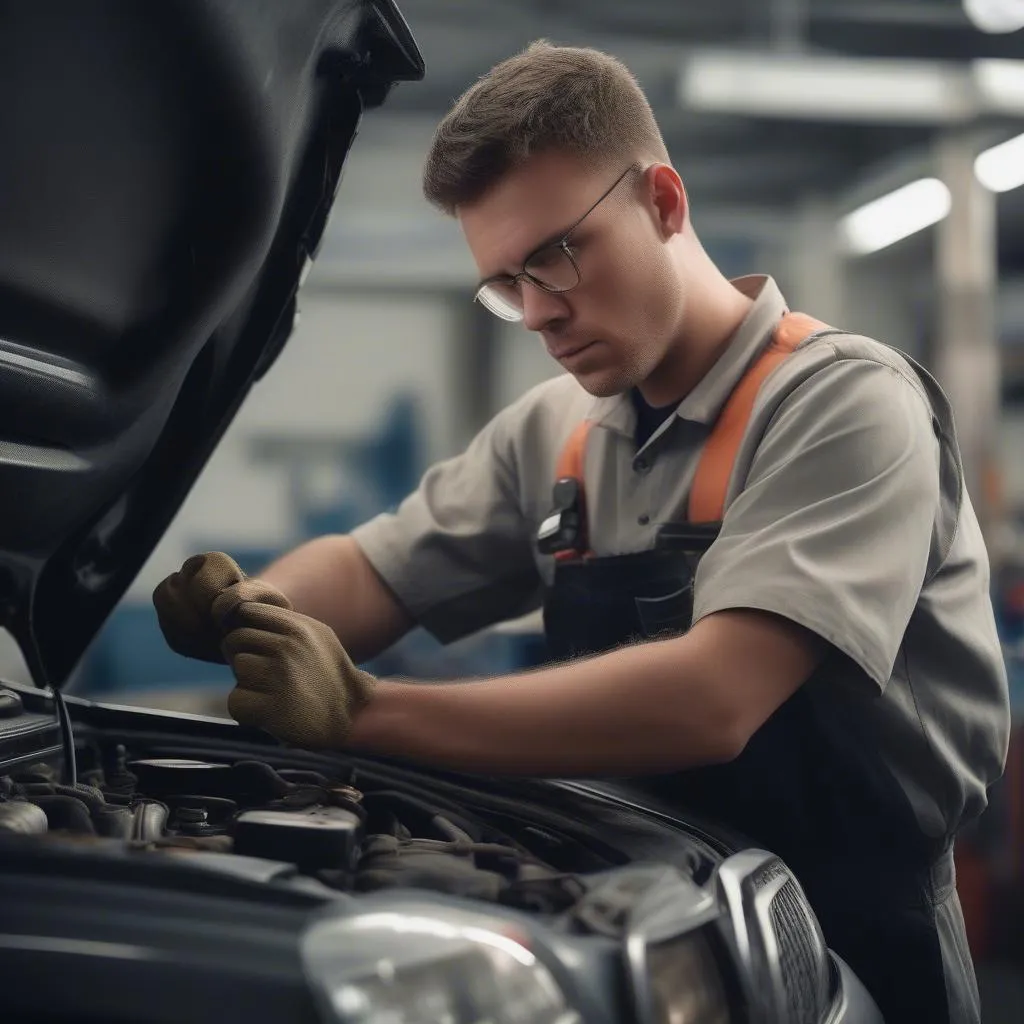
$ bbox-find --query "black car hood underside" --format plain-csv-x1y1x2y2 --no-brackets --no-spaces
0,0,423,688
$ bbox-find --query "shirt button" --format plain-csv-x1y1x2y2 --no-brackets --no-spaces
634,456,650,473
638,514,650,526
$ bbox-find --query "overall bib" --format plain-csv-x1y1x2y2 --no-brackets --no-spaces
537,313,980,1023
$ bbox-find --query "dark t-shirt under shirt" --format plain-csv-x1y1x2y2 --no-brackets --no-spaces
631,389,677,449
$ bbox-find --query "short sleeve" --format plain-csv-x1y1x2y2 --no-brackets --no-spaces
691,358,942,689
351,404,543,644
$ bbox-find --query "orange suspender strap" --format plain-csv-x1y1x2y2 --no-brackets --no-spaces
687,311,830,523
550,310,832,552
552,419,596,561
554,419,593,485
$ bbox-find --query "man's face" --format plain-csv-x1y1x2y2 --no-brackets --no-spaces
458,151,687,398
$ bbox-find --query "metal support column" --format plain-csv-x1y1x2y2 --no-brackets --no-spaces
787,195,848,328
933,131,1003,553
451,293,500,449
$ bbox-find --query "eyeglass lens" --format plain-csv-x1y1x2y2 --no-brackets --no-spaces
476,244,580,321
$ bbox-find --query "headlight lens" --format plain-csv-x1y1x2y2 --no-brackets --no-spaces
304,908,580,1024
643,930,733,1024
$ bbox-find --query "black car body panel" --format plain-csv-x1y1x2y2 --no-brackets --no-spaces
0,0,421,688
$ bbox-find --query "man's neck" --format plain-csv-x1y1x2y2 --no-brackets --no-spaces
638,274,754,407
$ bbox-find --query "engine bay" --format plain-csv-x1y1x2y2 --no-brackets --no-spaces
0,701,872,1024
0,752,581,912
0,741,715,928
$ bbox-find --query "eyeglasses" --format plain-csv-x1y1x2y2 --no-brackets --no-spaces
474,164,638,322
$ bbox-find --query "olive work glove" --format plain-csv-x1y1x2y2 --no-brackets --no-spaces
212,583,377,751
152,551,291,663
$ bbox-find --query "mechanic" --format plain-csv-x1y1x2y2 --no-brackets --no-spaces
154,41,1009,1024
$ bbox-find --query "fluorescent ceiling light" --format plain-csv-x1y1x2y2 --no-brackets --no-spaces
682,51,971,123
975,132,1024,192
680,51,1024,122
840,178,952,255
973,59,1024,112
963,0,1024,34
838,134,1023,258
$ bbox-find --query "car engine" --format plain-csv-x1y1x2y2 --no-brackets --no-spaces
0,745,715,925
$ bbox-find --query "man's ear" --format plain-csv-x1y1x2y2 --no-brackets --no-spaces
645,163,688,238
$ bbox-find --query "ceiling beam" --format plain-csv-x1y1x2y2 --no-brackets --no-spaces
813,2,972,29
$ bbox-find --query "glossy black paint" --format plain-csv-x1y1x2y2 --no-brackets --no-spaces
0,1,422,689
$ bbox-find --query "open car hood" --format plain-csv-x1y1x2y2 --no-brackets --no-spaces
0,0,423,688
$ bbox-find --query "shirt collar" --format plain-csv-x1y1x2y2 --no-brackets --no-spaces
588,274,789,435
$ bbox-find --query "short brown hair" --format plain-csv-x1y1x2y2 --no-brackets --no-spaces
423,40,669,215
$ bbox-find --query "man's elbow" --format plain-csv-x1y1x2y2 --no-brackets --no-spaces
680,702,748,764
715,714,757,764
695,682,777,765
661,702,751,767
707,688,802,764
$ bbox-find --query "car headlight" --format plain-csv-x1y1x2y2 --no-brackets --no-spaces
641,930,733,1024
625,869,736,1024
303,903,580,1024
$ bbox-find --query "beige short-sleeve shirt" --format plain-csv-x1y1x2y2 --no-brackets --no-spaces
352,275,1010,839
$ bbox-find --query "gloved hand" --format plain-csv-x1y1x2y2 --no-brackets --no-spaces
212,583,377,750
152,551,291,663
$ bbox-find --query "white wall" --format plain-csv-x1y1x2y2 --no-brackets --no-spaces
495,321,564,409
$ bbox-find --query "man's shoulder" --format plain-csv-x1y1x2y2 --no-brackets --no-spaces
733,326,951,497
762,328,936,417
810,329,926,381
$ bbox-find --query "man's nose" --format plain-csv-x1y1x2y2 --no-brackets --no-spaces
520,281,570,333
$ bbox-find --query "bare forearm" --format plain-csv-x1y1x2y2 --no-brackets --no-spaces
348,637,742,776
347,611,822,776
259,535,412,663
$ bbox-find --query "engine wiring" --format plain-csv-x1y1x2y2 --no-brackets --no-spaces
51,686,77,789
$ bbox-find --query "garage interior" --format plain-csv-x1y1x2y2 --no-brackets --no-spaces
1,1,1020,1018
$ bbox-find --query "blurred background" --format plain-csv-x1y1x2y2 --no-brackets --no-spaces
1,0,1022,1012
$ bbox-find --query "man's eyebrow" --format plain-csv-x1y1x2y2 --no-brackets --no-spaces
475,224,574,290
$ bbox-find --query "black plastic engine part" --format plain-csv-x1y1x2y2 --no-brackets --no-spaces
102,744,143,797
165,795,238,837
129,758,343,809
233,806,363,873
30,793,96,834
129,759,235,799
